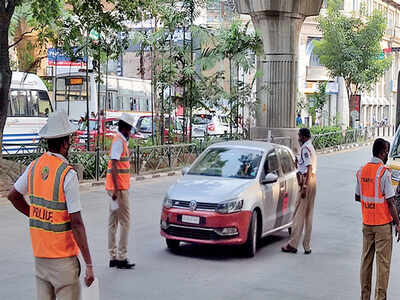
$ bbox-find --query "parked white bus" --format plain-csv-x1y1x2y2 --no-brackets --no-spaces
3,72,53,154
54,72,152,121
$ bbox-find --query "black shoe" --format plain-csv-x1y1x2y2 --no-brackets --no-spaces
109,259,118,268
281,244,298,254
304,250,312,255
117,259,136,269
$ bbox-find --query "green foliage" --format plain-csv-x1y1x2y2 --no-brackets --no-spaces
310,125,341,135
311,126,343,150
314,0,392,97
307,81,328,124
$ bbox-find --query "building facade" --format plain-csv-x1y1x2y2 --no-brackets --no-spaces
298,0,400,128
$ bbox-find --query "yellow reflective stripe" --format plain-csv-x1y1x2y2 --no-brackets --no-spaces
30,219,71,232
52,163,70,202
30,195,67,211
106,169,130,174
119,157,130,162
29,158,41,194
361,195,385,204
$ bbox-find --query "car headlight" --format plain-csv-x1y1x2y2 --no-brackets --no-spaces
163,196,173,209
392,169,400,182
216,198,243,214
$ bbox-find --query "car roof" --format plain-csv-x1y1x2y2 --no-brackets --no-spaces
207,140,283,152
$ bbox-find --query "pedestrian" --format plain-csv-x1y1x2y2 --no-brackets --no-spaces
296,113,302,126
106,113,136,269
355,138,400,300
7,111,94,300
282,127,317,254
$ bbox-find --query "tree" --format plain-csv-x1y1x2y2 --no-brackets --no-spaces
309,81,328,125
0,0,65,155
0,0,145,155
313,0,392,126
134,0,213,144
208,20,263,137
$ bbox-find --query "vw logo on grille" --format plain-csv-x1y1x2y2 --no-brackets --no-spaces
189,200,197,211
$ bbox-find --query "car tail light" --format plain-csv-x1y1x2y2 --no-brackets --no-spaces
207,123,215,131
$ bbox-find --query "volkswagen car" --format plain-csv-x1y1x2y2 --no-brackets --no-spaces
160,141,298,257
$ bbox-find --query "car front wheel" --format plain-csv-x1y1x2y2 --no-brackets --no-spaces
243,211,258,257
166,238,180,249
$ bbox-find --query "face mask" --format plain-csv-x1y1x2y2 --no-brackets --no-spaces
298,137,303,146
383,152,388,164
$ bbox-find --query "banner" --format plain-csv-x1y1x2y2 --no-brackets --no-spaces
47,48,87,67
349,94,361,122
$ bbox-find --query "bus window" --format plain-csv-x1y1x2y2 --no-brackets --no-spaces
9,90,28,116
56,77,89,102
32,91,52,116
28,91,39,116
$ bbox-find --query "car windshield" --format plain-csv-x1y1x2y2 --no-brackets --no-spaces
138,117,155,131
78,120,97,131
193,115,212,125
188,147,263,179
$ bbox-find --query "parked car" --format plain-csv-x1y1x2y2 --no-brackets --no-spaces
191,114,241,137
74,117,142,150
160,141,298,257
136,115,182,142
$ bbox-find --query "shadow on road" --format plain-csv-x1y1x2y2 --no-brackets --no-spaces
165,233,287,261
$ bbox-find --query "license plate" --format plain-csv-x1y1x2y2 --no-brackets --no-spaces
181,215,200,224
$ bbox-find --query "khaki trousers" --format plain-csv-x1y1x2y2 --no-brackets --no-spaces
35,256,81,300
108,190,130,260
288,174,316,251
360,223,393,300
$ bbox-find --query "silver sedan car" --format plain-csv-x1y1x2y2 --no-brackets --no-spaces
160,141,298,257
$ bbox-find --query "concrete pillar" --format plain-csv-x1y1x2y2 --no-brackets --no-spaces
234,0,323,148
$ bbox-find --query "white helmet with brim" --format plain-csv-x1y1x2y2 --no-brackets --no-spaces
39,111,77,139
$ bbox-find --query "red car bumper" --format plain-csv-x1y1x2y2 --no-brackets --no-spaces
160,208,252,245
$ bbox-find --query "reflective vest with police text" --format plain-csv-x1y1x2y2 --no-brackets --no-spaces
28,153,80,258
357,162,393,225
105,134,130,191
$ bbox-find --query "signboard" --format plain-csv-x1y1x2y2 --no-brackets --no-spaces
66,77,84,86
89,29,100,41
48,48,86,67
349,95,361,121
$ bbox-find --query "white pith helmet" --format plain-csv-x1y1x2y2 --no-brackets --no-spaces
119,113,136,127
39,111,77,139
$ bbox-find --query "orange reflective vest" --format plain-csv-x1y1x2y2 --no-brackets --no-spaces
28,153,80,258
105,134,130,191
357,162,393,225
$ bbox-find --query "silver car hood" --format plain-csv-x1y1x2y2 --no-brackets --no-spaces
167,175,256,203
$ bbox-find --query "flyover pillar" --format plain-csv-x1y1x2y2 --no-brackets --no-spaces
235,0,323,150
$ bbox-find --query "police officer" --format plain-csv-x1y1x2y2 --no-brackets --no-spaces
8,111,94,300
106,113,136,269
356,138,400,300
282,127,317,254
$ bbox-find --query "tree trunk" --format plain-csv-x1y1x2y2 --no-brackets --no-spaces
0,14,12,158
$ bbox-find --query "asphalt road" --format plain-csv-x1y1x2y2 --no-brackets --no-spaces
1,145,400,300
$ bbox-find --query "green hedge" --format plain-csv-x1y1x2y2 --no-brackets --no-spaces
311,126,344,150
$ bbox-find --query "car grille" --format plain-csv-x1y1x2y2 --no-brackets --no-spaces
164,225,227,240
171,200,218,211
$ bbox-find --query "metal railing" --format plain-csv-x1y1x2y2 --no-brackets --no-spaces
312,126,395,151
2,126,394,180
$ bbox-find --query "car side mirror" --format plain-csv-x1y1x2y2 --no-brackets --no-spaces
181,166,190,175
262,173,278,184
